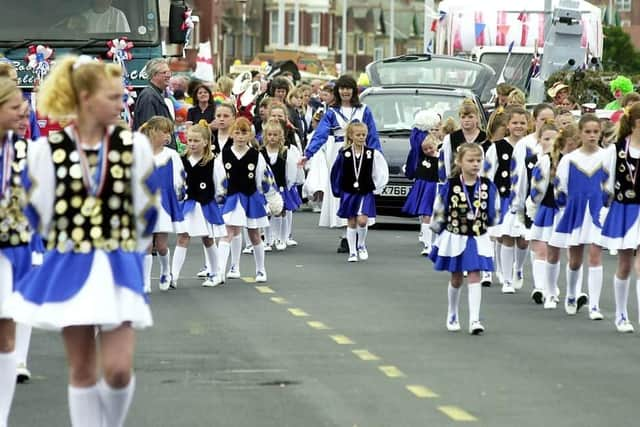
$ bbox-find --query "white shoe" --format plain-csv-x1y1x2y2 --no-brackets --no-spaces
543,297,557,310
564,297,577,315
531,289,544,305
255,271,267,283
347,254,358,262
242,245,253,254
420,244,431,256
196,267,208,278
227,266,241,279
16,363,31,383
144,283,152,294
589,307,604,320
481,271,492,287
501,282,515,294
158,274,171,291
446,314,461,332
202,274,223,287
264,243,273,252
275,240,287,251
357,247,369,261
513,270,524,290
286,238,298,247
615,315,634,333
469,321,485,335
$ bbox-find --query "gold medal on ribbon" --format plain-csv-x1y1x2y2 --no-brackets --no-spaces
71,227,84,241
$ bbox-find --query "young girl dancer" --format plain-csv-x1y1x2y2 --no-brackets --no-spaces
216,117,279,282
330,122,388,262
9,56,159,427
600,103,640,332
261,118,302,251
0,78,29,427
211,102,236,154
430,143,499,335
171,122,225,289
548,114,605,318
139,116,184,292
402,110,441,255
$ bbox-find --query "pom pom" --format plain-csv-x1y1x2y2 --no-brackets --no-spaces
610,76,634,96
413,109,441,131
265,191,284,216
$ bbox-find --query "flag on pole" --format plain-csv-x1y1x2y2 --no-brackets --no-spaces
413,13,420,37
379,8,386,35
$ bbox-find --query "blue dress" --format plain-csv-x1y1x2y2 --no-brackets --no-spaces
402,128,438,217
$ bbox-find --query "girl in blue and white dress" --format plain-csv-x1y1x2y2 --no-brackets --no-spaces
483,106,529,294
330,122,388,262
402,111,440,256
216,117,280,283
8,57,159,427
139,116,184,293
548,114,606,319
170,122,226,289
600,103,640,333
0,79,31,427
261,118,302,251
430,143,500,335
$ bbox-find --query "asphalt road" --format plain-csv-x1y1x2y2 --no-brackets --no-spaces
10,211,640,426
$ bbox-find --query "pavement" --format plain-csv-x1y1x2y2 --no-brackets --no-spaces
10,212,640,427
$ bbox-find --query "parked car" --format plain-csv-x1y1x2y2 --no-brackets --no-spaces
362,54,495,217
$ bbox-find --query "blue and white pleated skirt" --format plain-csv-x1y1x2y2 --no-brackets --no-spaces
429,231,494,273
336,192,377,224
401,179,436,217
489,210,526,238
8,249,152,330
222,192,269,228
181,199,226,237
549,200,601,248
600,201,640,250
155,186,185,233
0,245,32,319
281,187,301,211
528,206,559,242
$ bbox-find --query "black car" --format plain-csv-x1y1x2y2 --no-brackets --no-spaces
362,54,494,217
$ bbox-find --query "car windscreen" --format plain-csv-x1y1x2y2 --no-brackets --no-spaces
479,53,536,101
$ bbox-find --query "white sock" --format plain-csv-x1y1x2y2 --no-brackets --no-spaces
545,262,560,298
0,352,16,427
264,224,273,245
15,323,32,366
576,265,584,295
98,376,135,427
204,245,219,277
202,245,210,273
218,241,231,274
242,228,250,246
500,245,514,285
68,383,103,427
346,227,357,255
158,248,170,276
253,242,266,274
447,283,461,320
270,217,281,243
566,266,580,300
143,254,153,290
614,275,630,321
277,216,287,243
532,259,546,290
230,234,242,269
495,242,503,278
285,211,293,239
356,225,368,249
529,249,536,270
171,246,187,282
514,246,528,273
587,266,603,311
420,223,432,246
468,282,482,323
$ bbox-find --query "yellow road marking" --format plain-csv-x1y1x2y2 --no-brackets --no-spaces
255,286,274,294
352,349,380,361
287,308,309,317
438,406,477,422
330,335,355,344
242,277,256,283
378,365,405,378
270,296,289,304
307,321,331,330
406,385,439,398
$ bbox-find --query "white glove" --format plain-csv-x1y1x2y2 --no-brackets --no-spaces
599,207,609,226
525,197,538,220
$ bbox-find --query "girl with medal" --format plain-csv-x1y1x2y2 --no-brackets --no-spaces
401,110,441,256
8,56,159,427
0,77,28,427
548,114,606,320
600,103,640,332
330,122,388,262
430,143,500,335
139,116,185,293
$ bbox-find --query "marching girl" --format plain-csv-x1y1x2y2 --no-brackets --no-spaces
261,118,302,251
139,116,185,292
600,103,640,332
211,101,236,154
170,121,225,289
438,99,487,182
216,117,281,282
483,106,529,294
9,57,159,427
0,78,30,427
430,143,500,335
401,110,441,255
330,122,388,262
547,114,606,318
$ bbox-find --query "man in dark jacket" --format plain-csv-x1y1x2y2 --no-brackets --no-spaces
133,58,175,147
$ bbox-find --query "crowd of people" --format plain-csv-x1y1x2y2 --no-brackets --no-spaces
0,51,639,427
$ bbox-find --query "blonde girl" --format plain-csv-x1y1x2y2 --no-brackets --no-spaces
139,116,184,293
330,122,388,262
9,56,159,427
212,102,236,154
430,143,500,335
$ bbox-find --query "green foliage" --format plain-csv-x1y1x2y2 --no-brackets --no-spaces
545,70,614,108
602,26,640,73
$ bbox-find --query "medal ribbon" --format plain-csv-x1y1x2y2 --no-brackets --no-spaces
73,127,110,197
460,175,481,220
0,135,14,198
625,137,640,187
352,146,364,186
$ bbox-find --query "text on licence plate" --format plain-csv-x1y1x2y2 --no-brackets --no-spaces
381,185,409,197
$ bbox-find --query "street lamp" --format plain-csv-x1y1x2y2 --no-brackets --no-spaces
237,0,248,63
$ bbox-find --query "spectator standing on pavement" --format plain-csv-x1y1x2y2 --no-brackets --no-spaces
187,83,216,130
133,58,174,137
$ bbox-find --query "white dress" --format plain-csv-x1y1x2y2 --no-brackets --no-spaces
153,147,185,234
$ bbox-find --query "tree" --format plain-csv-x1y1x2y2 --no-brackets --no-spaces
602,26,640,73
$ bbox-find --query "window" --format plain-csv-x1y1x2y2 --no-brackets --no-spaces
243,35,253,58
616,0,631,12
373,46,384,61
270,10,279,45
356,33,365,53
311,13,321,46
621,19,631,27
224,34,234,56
287,12,295,44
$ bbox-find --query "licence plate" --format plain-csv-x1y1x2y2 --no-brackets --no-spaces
381,185,409,197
